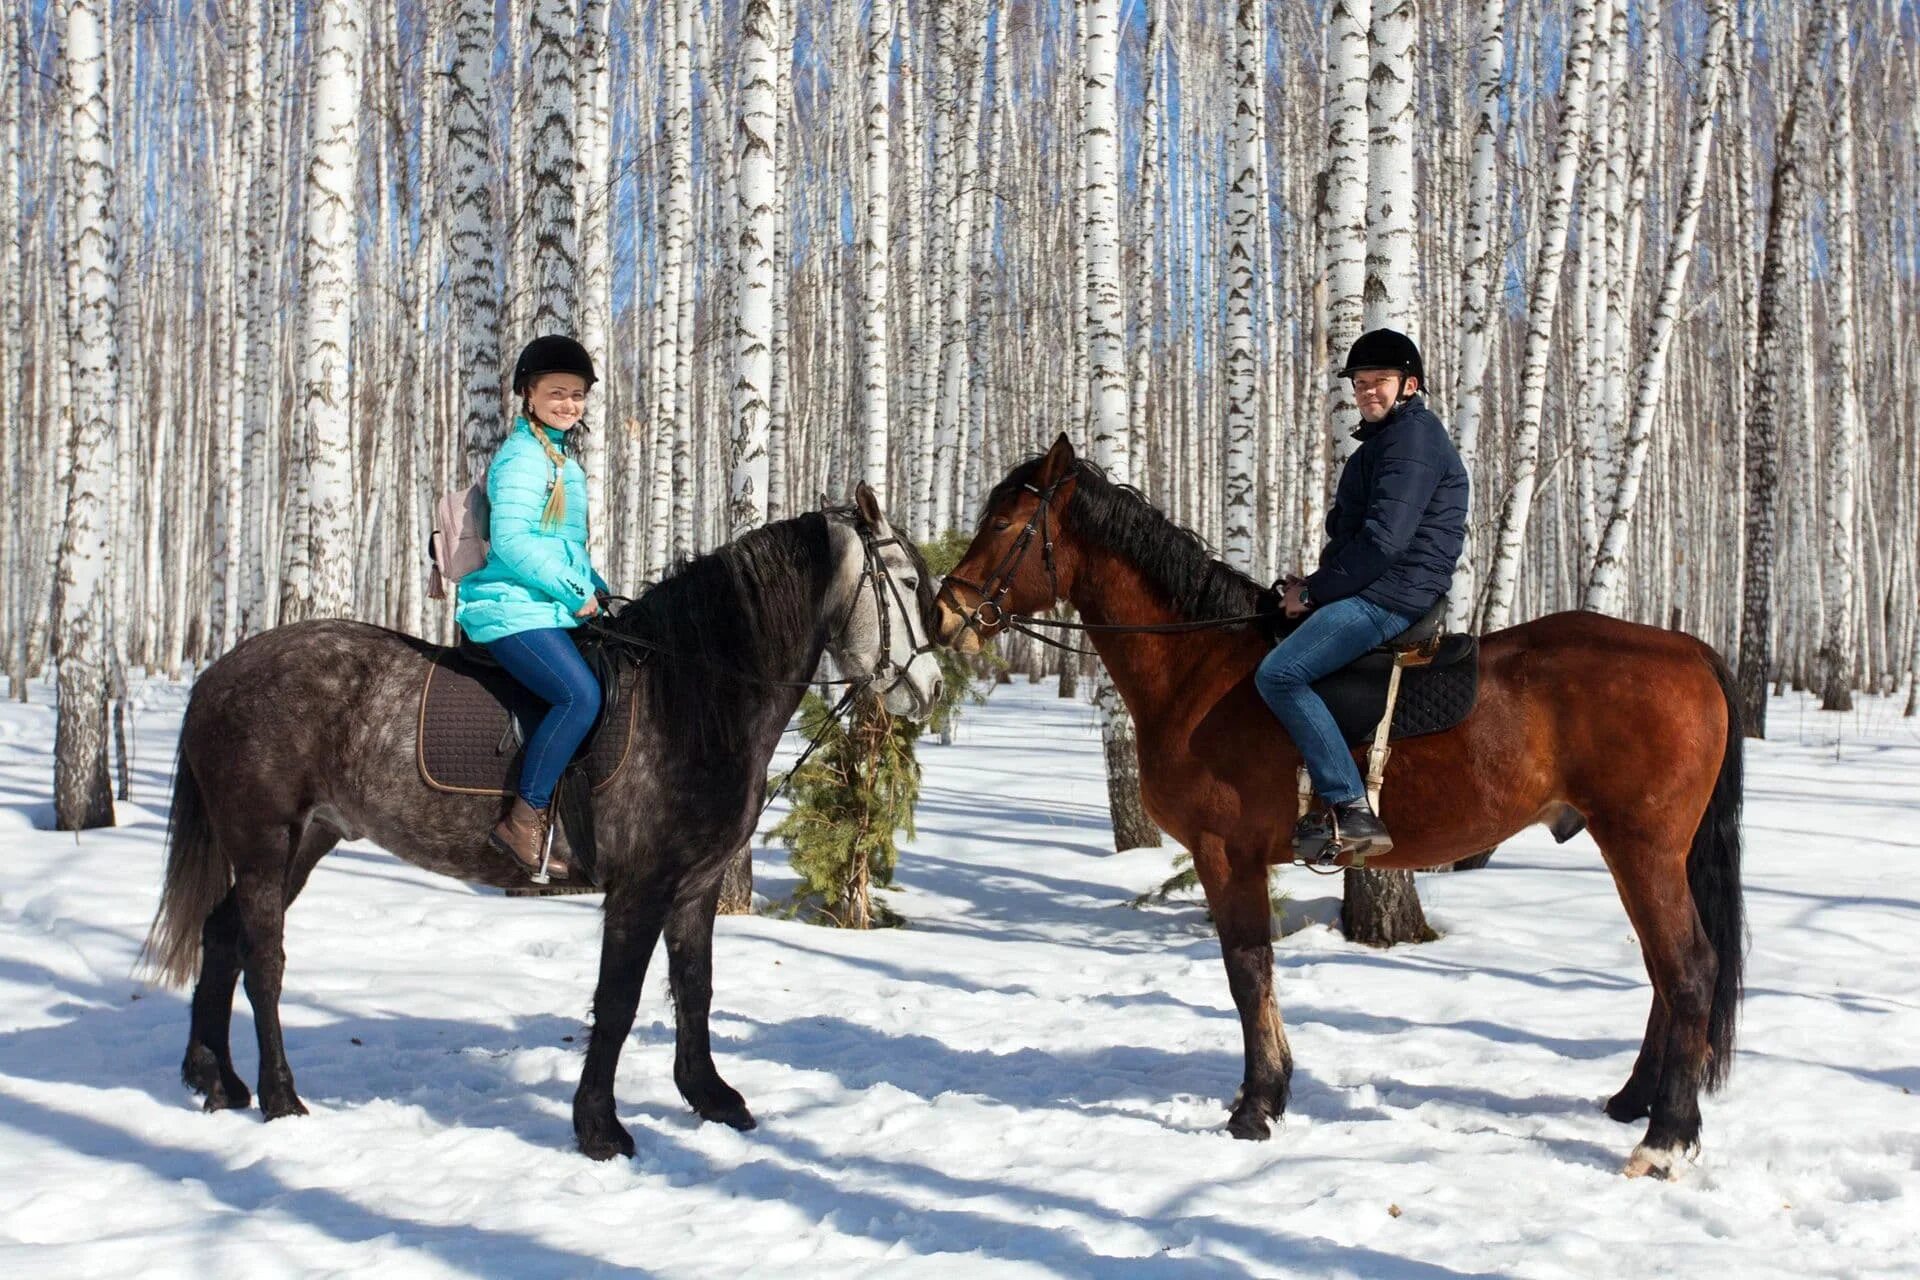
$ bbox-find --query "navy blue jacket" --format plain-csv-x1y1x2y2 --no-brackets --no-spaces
1304,395,1469,619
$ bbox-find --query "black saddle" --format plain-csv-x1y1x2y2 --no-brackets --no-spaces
1308,597,1481,747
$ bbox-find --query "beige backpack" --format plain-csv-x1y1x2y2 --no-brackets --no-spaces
427,483,491,600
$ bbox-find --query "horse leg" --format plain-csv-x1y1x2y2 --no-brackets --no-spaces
572,882,671,1161
664,878,754,1130
232,824,307,1120
1197,845,1293,1140
1595,825,1717,1177
182,888,252,1111
1604,995,1669,1123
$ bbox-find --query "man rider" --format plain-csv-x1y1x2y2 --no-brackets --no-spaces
1254,329,1469,865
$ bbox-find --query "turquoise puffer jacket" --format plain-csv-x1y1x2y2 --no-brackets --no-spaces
455,418,610,644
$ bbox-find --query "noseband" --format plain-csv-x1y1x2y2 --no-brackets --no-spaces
941,473,1071,638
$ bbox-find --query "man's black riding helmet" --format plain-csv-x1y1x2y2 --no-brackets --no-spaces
512,335,598,395
1338,328,1425,388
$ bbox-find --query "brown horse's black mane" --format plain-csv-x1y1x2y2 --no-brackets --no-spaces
988,455,1265,624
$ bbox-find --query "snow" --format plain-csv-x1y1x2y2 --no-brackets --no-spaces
1,674,1917,1277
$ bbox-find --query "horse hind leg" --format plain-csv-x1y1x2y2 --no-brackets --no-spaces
573,881,673,1160
1604,997,1668,1124
232,821,314,1121
1593,821,1717,1178
182,888,252,1111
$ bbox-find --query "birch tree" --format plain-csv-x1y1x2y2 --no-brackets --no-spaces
1818,0,1859,712
732,0,779,532
861,0,891,496
1585,0,1731,614
1446,0,1504,631
527,0,576,334
1480,0,1606,631
1362,0,1414,331
1222,0,1262,570
577,0,613,565
53,0,117,830
290,0,363,620
1322,0,1369,466
449,0,501,477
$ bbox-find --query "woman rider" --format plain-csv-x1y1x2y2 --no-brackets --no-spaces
1254,329,1469,865
456,336,611,881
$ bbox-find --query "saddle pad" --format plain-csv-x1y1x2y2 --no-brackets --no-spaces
1312,635,1480,748
417,649,639,797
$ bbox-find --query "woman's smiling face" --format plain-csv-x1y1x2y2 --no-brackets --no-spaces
528,372,589,429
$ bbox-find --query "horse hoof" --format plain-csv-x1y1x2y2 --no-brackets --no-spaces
578,1123,637,1161
1604,1089,1651,1123
1226,1110,1272,1141
696,1098,757,1131
1622,1142,1687,1180
200,1082,252,1113
260,1095,308,1122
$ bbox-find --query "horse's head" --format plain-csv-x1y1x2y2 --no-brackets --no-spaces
826,483,945,719
934,434,1082,656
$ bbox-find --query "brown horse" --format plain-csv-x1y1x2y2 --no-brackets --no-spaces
934,437,1744,1179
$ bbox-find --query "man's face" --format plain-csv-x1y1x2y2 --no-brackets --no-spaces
1350,369,1414,423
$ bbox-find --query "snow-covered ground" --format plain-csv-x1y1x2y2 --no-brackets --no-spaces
1,673,1916,1278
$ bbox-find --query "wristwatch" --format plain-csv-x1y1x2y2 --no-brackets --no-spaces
1298,584,1313,609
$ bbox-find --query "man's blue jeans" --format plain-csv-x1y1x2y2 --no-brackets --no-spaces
1254,596,1417,807
486,627,600,810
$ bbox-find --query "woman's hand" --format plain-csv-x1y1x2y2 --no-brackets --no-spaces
574,595,601,619
1281,577,1310,620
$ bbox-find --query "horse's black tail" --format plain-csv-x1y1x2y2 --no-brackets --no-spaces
137,742,230,989
1691,650,1747,1092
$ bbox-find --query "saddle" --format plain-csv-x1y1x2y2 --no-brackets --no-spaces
416,627,641,885
1295,597,1481,857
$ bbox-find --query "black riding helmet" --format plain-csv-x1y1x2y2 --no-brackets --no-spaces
1338,328,1426,389
512,335,598,395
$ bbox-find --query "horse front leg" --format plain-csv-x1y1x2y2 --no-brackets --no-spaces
573,883,671,1161
663,876,755,1130
1198,844,1293,1140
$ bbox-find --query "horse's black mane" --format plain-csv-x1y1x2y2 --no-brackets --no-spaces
603,508,935,752
606,512,838,751
986,456,1264,622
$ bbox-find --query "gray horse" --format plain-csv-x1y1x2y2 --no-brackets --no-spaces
141,486,942,1159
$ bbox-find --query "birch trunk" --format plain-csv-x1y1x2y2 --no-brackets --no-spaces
861,0,891,496
291,0,362,621
449,0,501,477
1323,0,1369,467
1447,0,1503,630
54,0,117,829
527,0,575,334
1818,1,1859,711
576,0,612,567
1362,0,1414,331
1222,0,1262,570
1480,0,1606,630
1584,0,1730,615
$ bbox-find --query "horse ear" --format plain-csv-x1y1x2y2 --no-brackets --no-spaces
1035,433,1077,487
853,480,886,529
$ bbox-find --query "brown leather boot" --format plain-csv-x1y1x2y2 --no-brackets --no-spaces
489,797,570,881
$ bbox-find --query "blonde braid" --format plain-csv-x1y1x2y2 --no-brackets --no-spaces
527,415,570,530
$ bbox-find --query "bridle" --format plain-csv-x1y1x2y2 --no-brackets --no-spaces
838,512,942,705
940,472,1073,641
939,466,1280,653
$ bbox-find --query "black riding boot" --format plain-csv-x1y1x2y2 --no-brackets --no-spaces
1330,798,1393,860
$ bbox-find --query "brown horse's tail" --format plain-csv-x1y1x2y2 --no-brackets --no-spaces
1691,651,1747,1092
137,743,230,989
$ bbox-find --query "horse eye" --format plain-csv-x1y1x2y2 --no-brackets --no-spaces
992,518,1011,531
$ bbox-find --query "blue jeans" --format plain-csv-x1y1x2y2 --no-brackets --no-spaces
486,627,600,810
1254,596,1417,807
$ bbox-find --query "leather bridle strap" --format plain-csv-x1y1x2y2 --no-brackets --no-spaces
942,475,1069,638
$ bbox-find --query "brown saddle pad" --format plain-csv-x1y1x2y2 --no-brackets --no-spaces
416,647,639,797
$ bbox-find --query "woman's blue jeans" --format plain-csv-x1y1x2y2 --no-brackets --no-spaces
1254,596,1417,807
486,627,600,810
